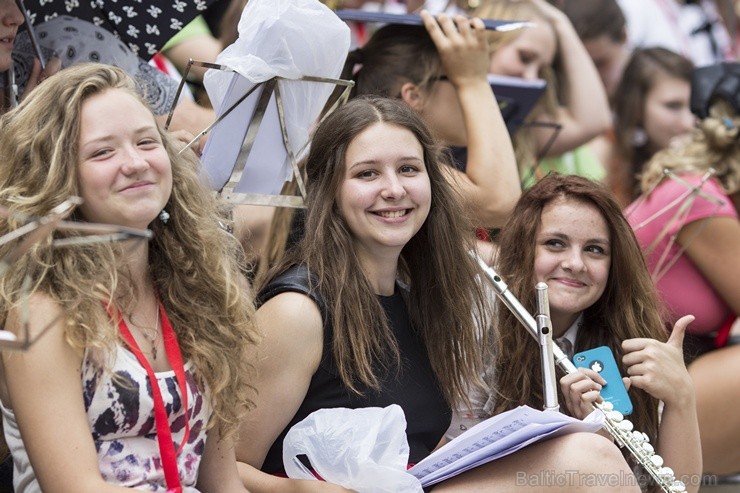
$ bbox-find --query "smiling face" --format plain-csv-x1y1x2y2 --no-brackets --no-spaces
642,73,695,153
489,20,556,80
0,0,24,72
337,121,431,264
77,88,173,230
533,197,612,335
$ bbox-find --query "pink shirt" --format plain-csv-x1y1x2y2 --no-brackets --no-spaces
626,174,738,336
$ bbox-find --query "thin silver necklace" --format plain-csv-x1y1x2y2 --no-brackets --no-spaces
130,303,160,360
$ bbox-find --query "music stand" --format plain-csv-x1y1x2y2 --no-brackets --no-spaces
0,198,153,350
517,120,564,186
165,60,354,208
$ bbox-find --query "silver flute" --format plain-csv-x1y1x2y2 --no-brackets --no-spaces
471,253,686,493
535,282,560,412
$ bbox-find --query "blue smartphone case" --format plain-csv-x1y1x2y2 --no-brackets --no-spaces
573,346,633,416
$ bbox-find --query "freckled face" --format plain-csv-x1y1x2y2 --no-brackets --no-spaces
534,197,611,334
337,122,431,261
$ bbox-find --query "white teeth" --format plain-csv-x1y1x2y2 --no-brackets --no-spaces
376,210,407,218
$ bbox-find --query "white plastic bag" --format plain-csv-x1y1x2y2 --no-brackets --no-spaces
203,0,349,132
283,405,424,493
200,0,350,194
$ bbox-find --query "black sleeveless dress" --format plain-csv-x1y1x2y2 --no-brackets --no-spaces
258,265,452,474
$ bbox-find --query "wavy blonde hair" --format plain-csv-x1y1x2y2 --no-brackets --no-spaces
641,99,740,194
0,63,259,438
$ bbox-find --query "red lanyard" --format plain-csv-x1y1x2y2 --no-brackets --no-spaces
114,302,190,493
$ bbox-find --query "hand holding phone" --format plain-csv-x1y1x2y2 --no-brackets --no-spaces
573,346,633,416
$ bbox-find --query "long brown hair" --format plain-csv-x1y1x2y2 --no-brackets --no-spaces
0,64,259,438
613,48,693,202
344,24,442,100
493,174,665,454
265,96,491,408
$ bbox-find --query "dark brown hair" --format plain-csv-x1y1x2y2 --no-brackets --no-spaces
561,0,626,43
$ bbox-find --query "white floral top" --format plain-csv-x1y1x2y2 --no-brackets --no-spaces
2,345,211,492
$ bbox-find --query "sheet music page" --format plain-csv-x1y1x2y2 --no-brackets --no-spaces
408,405,604,487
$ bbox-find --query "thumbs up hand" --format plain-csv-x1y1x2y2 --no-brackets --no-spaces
620,315,695,405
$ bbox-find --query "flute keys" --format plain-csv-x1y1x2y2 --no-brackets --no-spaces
650,454,664,467
631,430,646,443
607,410,624,422
601,401,614,412
670,480,686,492
642,442,655,454
618,419,634,432
658,467,675,480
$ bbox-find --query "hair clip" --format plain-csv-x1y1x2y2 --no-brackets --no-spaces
722,117,735,130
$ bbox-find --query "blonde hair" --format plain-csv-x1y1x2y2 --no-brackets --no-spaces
0,64,259,438
474,0,560,176
641,99,740,194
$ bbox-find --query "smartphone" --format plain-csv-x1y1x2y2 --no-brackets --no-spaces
573,346,633,416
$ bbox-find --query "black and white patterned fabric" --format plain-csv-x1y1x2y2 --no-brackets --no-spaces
9,16,178,115
20,0,213,59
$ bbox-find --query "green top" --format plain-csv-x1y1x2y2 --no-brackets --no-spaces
522,144,606,189
161,16,213,52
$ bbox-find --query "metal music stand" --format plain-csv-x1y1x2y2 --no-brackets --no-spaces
517,120,564,186
0,198,152,350
165,59,354,208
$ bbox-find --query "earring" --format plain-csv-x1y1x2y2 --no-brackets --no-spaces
631,127,648,147
159,209,170,224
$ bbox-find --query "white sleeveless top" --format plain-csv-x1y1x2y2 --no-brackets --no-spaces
1,344,211,492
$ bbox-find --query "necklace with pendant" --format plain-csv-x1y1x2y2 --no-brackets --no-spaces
131,303,160,360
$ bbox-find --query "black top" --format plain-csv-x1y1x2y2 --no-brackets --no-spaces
258,265,452,474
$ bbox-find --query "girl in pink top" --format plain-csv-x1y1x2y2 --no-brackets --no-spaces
626,62,740,476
